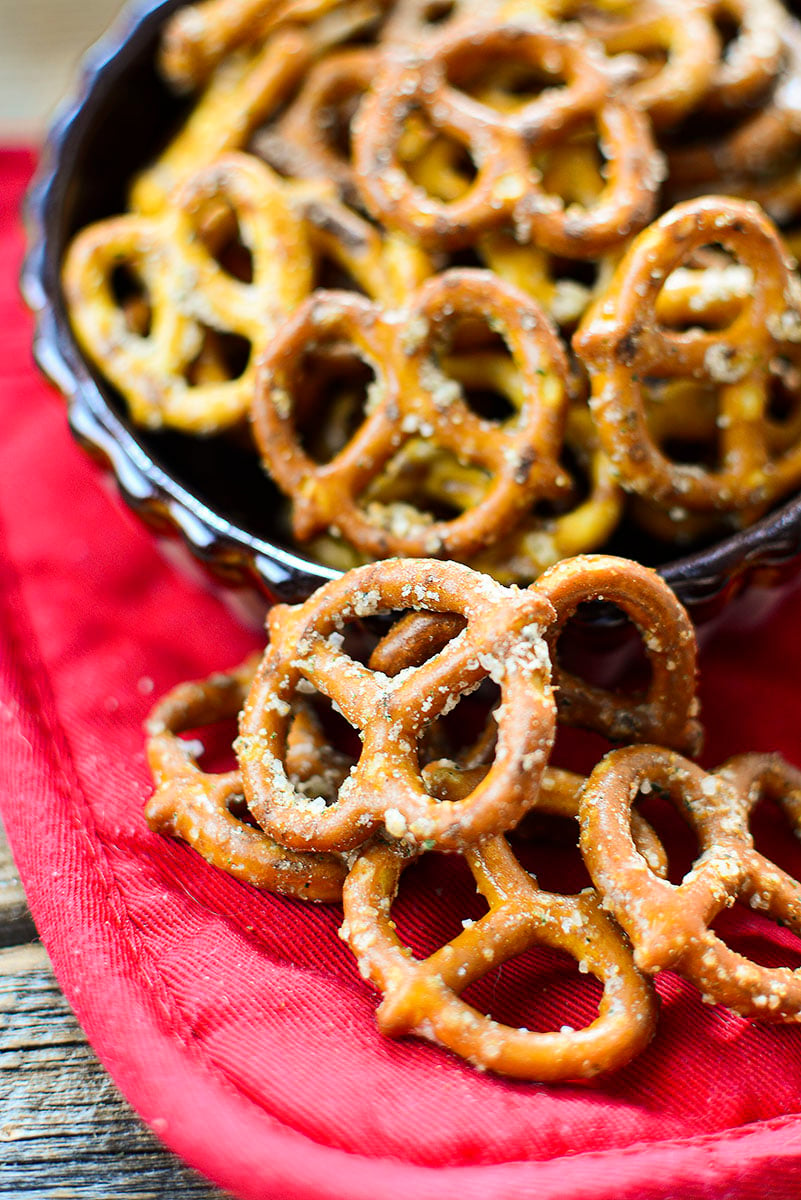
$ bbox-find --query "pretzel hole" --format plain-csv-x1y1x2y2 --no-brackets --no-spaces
535,135,605,209
632,789,701,885
657,252,750,334
363,442,489,526
418,681,500,768
512,820,592,894
312,81,367,164
292,346,378,464
184,328,251,387
111,264,152,337
461,944,604,1034
390,853,490,960
403,122,478,201
644,380,721,469
196,200,253,283
443,352,519,423
767,358,801,434
709,904,801,972
552,603,652,698
748,789,801,882
176,718,238,774
446,47,566,111
225,791,261,828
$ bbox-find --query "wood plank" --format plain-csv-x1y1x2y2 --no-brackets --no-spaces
0,943,231,1197
0,820,36,948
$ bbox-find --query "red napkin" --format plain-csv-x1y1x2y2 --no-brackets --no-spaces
4,147,801,1199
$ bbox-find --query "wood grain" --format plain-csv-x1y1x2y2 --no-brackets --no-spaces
0,823,230,1198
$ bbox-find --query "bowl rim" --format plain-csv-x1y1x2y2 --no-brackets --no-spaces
20,0,801,611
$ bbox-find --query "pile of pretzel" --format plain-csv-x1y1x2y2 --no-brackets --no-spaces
144,553,801,1080
62,0,801,582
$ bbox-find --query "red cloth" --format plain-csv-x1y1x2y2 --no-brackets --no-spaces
4,146,801,1199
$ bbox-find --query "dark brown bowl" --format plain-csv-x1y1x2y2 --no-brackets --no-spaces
21,0,801,620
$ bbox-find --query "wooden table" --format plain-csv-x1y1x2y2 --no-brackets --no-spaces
0,818,229,1197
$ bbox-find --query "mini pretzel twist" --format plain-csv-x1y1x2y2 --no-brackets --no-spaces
237,558,557,852
251,268,572,559
575,196,801,516
144,655,347,902
341,833,658,1080
369,552,702,755
580,745,801,1020
352,20,660,254
535,554,701,754
63,154,313,433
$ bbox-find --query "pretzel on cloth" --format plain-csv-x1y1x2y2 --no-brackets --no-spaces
580,745,801,1019
236,557,557,852
575,196,801,518
369,552,701,758
352,19,660,253
340,830,658,1079
251,268,572,559
64,153,313,433
144,654,347,902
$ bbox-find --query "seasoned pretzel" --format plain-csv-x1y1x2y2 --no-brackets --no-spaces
536,554,702,753
158,0,383,91
667,18,801,188
424,757,669,876
64,153,313,433
237,558,557,851
353,20,660,254
144,655,346,902
580,745,801,1020
372,552,701,753
575,196,801,516
133,31,315,215
253,47,379,206
468,403,625,583
341,833,658,1079
251,268,572,559
301,194,434,306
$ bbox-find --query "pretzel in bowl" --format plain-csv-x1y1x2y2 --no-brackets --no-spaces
64,153,315,433
144,654,347,902
580,745,801,1019
251,268,572,560
236,557,557,852
341,830,658,1080
353,19,661,254
575,195,801,523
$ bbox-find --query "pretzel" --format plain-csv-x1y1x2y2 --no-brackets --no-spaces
575,196,801,518
373,551,701,756
666,18,801,188
64,153,313,433
252,48,379,206
468,403,625,583
301,194,435,306
353,20,660,254
158,0,383,91
535,554,702,753
251,268,572,559
580,745,801,1020
144,655,347,902
236,557,557,852
340,832,658,1079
